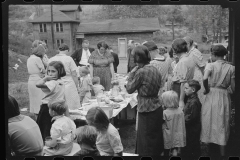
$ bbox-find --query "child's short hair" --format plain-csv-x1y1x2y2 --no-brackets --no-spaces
172,38,188,54
80,66,90,75
92,77,100,85
75,125,97,146
47,61,66,78
187,80,201,93
86,107,109,131
48,100,67,115
161,91,179,108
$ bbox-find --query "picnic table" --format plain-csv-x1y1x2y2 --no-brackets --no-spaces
69,74,138,124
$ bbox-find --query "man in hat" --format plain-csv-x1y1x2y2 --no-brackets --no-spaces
71,40,95,67
143,41,171,98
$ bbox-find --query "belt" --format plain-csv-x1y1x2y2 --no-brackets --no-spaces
79,64,90,67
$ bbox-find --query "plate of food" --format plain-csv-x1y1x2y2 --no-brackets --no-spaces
109,98,123,103
111,103,121,109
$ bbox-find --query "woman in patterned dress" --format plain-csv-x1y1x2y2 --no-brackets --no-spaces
48,44,81,110
27,40,48,119
201,45,235,157
88,41,115,91
183,36,206,104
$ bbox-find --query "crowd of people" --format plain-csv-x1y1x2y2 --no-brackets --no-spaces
7,37,234,159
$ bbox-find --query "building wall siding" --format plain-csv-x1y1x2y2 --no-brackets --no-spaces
82,32,154,54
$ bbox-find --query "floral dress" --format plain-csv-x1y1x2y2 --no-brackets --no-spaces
88,50,114,91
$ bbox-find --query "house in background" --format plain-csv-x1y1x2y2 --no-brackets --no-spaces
29,5,82,55
76,18,160,58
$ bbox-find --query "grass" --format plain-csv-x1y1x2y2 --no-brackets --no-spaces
7,49,211,154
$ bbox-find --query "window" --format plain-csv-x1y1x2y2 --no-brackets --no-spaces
56,23,63,32
39,23,47,32
56,39,64,47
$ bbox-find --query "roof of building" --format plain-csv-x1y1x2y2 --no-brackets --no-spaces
77,18,160,34
29,10,80,23
58,5,82,12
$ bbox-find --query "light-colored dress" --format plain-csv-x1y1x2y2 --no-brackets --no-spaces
162,108,186,149
187,47,206,104
49,53,80,110
79,75,92,103
43,115,76,155
96,123,123,156
88,50,114,91
27,55,45,114
201,60,235,145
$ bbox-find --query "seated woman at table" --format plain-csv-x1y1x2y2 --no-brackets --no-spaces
86,107,123,156
43,100,76,156
74,125,100,156
79,66,93,104
92,76,105,97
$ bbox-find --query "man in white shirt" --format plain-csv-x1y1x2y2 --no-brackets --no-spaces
71,40,95,67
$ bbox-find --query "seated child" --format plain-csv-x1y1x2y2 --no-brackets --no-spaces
73,125,100,156
86,107,123,156
161,91,186,156
182,80,202,158
92,76,105,97
79,66,93,104
43,100,76,156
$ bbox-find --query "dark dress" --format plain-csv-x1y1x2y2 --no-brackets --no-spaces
126,64,164,156
182,93,202,158
88,50,114,91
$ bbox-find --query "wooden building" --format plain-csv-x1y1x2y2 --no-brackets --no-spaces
76,18,160,58
29,5,82,53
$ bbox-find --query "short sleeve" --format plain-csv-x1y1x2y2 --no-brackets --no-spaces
45,80,57,92
88,51,97,64
204,63,213,73
69,57,77,72
106,52,114,64
35,57,45,71
50,123,62,138
107,128,123,154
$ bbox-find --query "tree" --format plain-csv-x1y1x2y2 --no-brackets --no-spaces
165,5,184,40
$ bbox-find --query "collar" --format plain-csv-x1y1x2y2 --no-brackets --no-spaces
153,55,165,61
179,53,188,60
187,93,198,100
51,115,64,122
8,115,25,123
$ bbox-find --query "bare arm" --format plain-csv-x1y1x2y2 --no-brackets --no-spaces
110,63,115,80
179,82,186,110
89,64,93,78
71,70,79,92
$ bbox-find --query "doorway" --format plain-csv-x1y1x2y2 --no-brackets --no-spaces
118,38,127,58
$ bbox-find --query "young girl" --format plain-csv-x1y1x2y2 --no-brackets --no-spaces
86,107,123,156
43,100,76,156
92,76,105,97
201,44,235,157
79,66,93,104
36,61,69,141
74,125,100,156
162,91,186,156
